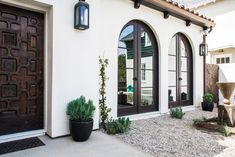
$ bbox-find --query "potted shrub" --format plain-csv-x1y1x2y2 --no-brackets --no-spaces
201,92,214,112
66,96,96,141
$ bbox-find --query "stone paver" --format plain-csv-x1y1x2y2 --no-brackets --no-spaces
1,131,152,157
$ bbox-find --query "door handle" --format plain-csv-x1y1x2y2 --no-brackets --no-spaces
179,77,182,81
133,77,138,81
38,80,43,88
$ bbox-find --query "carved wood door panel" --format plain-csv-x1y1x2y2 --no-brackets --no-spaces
0,4,44,135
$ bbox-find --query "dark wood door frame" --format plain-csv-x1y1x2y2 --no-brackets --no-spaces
118,21,159,116
169,33,193,108
137,23,159,113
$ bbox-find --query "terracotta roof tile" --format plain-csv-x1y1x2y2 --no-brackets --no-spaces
164,0,214,23
173,0,216,9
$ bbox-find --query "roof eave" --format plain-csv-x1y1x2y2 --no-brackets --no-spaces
133,0,215,28
209,45,235,52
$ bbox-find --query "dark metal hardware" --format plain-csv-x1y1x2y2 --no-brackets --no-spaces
133,77,138,81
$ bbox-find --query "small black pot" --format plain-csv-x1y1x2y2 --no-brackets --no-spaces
69,119,93,141
201,102,214,112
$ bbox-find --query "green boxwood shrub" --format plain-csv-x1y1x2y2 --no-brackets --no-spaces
170,107,185,119
106,117,131,135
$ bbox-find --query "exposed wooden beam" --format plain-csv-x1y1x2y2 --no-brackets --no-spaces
164,11,170,19
134,0,142,9
203,26,208,30
141,0,215,28
186,20,191,27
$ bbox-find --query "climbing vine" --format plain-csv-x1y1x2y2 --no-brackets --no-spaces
99,56,111,130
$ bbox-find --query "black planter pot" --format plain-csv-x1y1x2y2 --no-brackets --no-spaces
201,102,214,112
69,119,93,141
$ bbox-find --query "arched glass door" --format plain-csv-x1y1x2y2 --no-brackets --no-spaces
168,33,193,108
118,21,158,116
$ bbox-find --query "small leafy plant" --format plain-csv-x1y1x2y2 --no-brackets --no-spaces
193,117,231,137
193,117,207,125
67,96,96,121
141,96,149,106
170,107,185,119
106,117,131,135
203,92,213,103
218,125,231,137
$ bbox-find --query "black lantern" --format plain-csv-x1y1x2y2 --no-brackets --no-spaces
199,43,208,56
74,0,89,30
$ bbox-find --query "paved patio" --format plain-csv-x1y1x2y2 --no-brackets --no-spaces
1,131,152,157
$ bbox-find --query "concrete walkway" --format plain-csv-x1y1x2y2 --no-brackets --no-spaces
1,131,152,157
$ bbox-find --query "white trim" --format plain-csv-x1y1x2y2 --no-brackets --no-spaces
209,45,235,52
181,105,196,112
124,111,161,121
0,0,52,140
167,106,196,113
0,0,52,12
122,105,195,121
0,130,45,143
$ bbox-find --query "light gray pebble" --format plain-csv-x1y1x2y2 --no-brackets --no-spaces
115,109,235,157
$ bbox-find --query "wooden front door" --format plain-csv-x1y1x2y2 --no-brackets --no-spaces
0,4,44,135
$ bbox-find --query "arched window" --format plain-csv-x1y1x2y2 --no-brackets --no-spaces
117,21,158,116
168,33,193,108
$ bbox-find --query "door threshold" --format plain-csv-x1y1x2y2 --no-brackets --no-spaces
181,105,196,112
167,105,196,113
123,111,161,121
121,106,196,121
0,130,46,143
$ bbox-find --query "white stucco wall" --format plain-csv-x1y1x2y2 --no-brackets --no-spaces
218,63,235,105
196,0,235,50
195,0,235,17
206,11,235,50
0,0,205,138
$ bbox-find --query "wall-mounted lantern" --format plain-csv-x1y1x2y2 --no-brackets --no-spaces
199,43,208,56
199,32,208,56
74,0,89,30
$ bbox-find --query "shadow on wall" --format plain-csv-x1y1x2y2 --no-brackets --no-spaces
218,63,235,105
219,69,228,83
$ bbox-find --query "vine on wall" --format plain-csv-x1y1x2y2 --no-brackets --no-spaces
99,56,111,130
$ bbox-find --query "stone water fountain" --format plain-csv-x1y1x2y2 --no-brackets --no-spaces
216,82,235,127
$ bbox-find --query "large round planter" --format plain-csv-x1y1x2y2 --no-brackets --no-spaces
69,119,93,141
201,102,214,112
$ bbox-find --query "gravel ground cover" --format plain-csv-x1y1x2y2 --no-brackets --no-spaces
116,109,235,157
